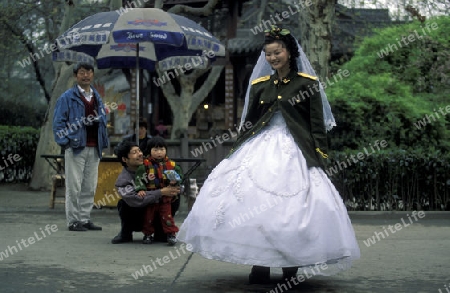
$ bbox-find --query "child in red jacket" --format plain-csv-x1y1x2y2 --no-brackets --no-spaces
135,137,182,245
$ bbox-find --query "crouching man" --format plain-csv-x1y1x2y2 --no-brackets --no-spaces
111,141,180,244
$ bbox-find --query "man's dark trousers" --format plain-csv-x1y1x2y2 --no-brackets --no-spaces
116,198,179,241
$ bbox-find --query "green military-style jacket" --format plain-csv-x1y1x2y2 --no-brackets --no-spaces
230,69,329,169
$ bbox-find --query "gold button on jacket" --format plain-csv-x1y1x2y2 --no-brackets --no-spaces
230,69,328,169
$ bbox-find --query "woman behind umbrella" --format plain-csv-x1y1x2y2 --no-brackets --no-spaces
177,25,360,284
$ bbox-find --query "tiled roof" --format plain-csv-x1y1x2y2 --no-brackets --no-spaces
227,29,263,54
227,38,262,54
228,2,394,56
227,1,298,54
332,4,392,56
336,5,391,22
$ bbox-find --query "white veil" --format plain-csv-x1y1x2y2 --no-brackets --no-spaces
239,40,336,132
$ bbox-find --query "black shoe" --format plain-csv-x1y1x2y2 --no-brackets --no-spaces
143,235,154,244
83,221,102,230
167,234,177,246
249,266,270,284
111,233,133,244
282,267,298,280
68,222,88,232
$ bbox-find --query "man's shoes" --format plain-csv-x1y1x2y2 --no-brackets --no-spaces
83,221,102,230
167,234,177,246
249,266,270,284
68,222,88,232
111,233,133,244
143,235,154,244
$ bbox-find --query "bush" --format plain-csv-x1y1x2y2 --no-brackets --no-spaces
0,100,46,128
327,16,450,152
327,149,450,211
325,17,450,210
0,126,40,182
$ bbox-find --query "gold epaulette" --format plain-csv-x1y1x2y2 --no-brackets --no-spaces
298,72,318,81
251,75,271,85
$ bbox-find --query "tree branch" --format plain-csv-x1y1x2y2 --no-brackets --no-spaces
154,0,164,9
190,65,224,113
59,0,75,34
2,20,52,103
155,67,178,109
256,0,268,24
109,0,122,10
167,0,220,15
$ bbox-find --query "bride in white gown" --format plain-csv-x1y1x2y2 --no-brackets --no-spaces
177,25,360,284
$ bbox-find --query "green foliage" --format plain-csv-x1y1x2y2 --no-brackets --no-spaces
0,1,63,105
327,149,450,211
327,16,450,152
0,1,110,111
356,16,450,97
0,99,46,128
326,17,450,211
0,126,40,182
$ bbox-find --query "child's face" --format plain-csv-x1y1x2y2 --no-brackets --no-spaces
151,146,166,160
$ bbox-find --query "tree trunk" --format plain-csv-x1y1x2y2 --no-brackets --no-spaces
172,78,194,139
171,69,198,139
28,0,225,188
110,0,122,10
298,0,335,81
29,1,78,190
167,0,219,15
154,0,164,9
158,65,224,139
152,0,224,139
29,66,73,190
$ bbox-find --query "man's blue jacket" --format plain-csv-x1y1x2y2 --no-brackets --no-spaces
53,85,109,158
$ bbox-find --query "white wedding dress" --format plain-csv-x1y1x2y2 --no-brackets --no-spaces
177,112,360,275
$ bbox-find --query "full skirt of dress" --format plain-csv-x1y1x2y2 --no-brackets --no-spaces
177,112,360,275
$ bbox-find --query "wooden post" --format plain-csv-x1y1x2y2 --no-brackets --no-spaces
225,0,239,130
130,70,137,130
224,65,234,130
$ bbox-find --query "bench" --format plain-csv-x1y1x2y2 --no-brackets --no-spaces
41,154,205,209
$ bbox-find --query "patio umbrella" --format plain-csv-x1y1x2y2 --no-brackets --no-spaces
53,8,226,142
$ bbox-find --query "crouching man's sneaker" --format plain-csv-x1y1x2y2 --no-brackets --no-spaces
68,222,87,232
142,235,154,244
82,221,102,230
111,233,133,244
167,234,177,246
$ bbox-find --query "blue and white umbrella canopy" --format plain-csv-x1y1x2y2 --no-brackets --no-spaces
53,8,226,71
53,8,226,143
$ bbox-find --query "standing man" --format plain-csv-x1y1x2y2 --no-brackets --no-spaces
53,63,109,232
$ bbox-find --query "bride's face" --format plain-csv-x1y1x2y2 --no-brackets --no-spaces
264,41,290,72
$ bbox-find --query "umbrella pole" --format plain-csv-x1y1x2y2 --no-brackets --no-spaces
135,43,140,146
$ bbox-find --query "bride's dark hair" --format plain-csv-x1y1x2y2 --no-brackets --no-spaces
264,25,300,72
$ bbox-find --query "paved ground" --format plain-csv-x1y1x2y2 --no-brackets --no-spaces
0,183,449,293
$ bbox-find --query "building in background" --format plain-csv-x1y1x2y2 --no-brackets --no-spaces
107,1,393,140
